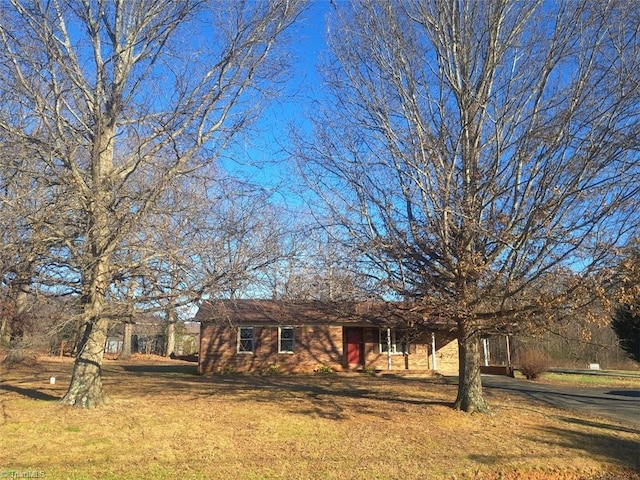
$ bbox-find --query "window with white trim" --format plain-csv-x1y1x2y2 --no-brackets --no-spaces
238,326,254,353
278,326,295,353
380,329,408,354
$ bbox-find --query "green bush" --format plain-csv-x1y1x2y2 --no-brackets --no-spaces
314,364,334,374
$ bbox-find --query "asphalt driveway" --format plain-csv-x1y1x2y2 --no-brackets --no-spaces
481,375,640,429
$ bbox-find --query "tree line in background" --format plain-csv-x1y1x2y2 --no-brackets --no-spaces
1,0,639,412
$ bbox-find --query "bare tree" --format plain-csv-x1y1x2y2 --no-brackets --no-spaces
0,138,80,348
266,225,378,301
0,0,306,407
190,176,296,299
105,172,299,359
297,0,640,412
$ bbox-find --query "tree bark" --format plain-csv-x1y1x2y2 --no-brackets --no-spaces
165,320,176,357
120,322,133,360
2,282,31,365
14,283,29,318
61,200,113,407
164,302,178,357
0,316,8,345
454,320,488,413
60,317,109,408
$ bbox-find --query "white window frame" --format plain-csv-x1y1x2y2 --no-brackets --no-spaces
278,326,295,354
237,326,254,354
380,329,408,355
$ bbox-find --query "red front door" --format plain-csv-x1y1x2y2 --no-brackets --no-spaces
346,328,364,366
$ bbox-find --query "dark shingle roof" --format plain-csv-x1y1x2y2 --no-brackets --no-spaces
194,299,453,330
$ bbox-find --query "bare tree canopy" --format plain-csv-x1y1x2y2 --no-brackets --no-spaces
296,0,640,412
0,0,306,407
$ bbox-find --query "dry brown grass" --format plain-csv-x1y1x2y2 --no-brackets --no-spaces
538,372,640,389
1,356,639,480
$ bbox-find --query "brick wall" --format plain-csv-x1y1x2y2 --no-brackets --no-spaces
433,337,459,375
199,324,460,375
198,324,345,373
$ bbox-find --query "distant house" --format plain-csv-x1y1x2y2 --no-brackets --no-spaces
105,318,165,356
104,317,200,357
177,321,200,356
195,300,459,374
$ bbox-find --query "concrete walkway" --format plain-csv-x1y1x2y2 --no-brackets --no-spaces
481,375,640,429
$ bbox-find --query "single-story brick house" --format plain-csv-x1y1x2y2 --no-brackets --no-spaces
195,299,459,374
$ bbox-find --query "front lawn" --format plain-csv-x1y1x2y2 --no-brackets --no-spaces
1,357,638,479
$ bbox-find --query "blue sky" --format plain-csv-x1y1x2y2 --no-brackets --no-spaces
219,1,333,197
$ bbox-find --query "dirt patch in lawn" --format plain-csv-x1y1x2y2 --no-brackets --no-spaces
1,357,638,480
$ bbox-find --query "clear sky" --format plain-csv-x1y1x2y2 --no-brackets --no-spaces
219,1,333,198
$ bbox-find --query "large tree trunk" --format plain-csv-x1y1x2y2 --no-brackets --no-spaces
454,320,488,413
61,251,111,407
14,283,29,318
4,282,31,362
61,180,113,407
164,304,177,357
120,322,133,360
60,317,109,408
165,320,175,357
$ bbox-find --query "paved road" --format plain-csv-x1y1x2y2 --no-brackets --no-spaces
481,375,640,429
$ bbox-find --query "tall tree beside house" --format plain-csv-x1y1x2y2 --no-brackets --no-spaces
0,0,306,407
296,0,640,412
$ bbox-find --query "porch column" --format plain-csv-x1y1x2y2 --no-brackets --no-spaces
387,327,392,370
431,331,437,371
482,338,490,366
